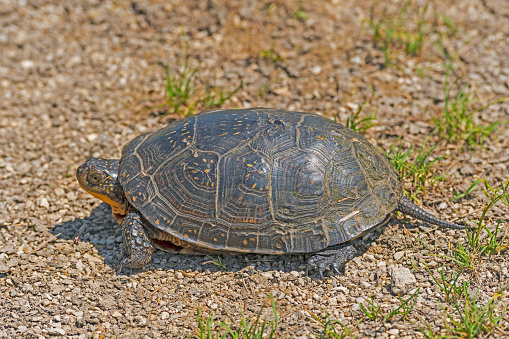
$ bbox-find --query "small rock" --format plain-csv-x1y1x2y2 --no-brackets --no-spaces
437,202,448,210
86,133,98,142
310,65,322,75
175,271,184,279
161,312,169,320
48,328,66,336
387,328,399,335
0,246,14,254
20,60,35,69
261,272,273,279
17,325,27,333
111,311,122,318
135,315,147,326
394,251,405,261
38,198,50,209
75,259,84,272
351,56,363,65
459,164,474,175
389,266,416,296
272,87,290,96
360,281,371,288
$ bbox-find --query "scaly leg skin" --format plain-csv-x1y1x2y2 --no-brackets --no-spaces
116,212,154,274
307,245,357,278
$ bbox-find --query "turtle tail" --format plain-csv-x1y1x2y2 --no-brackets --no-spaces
397,197,466,230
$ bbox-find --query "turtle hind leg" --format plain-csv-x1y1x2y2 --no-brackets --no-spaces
117,211,154,274
307,245,357,278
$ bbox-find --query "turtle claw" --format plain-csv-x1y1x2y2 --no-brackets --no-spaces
306,245,357,278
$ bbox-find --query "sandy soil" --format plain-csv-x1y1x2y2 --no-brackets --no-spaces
1,0,508,338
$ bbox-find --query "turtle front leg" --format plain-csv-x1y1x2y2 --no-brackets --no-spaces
117,211,154,274
307,245,357,278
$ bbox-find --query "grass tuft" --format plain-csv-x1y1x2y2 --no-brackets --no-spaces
384,139,444,200
165,35,242,116
342,102,377,134
442,287,508,338
204,256,227,271
358,288,420,323
432,60,509,146
366,0,434,67
192,295,279,339
310,312,351,339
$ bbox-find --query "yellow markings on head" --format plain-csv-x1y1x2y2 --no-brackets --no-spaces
202,158,207,162
184,234,189,238
132,196,136,202
233,132,240,135
211,182,214,187
213,238,217,242
210,159,214,163
156,219,160,225
243,239,248,246
80,187,122,210
219,132,227,136
246,164,253,167
204,169,210,173
252,183,256,189
250,238,255,242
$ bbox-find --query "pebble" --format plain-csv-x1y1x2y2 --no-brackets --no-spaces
76,259,84,272
261,272,273,279
112,311,122,318
86,133,98,142
1,1,507,338
390,267,417,296
394,251,405,261
310,65,322,75
20,60,35,69
38,198,50,209
135,316,147,326
48,328,66,336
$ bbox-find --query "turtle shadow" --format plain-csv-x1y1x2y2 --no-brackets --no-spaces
51,203,386,278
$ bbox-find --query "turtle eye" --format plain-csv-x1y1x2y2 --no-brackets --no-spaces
88,172,105,185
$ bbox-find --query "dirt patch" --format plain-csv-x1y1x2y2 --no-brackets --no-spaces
0,0,508,338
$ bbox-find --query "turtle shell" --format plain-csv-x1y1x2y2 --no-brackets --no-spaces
118,108,402,254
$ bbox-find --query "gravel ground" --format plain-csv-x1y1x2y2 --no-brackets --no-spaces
1,0,508,338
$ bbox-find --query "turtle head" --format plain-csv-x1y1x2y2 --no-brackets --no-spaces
76,158,128,221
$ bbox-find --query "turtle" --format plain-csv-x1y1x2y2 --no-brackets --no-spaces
76,108,464,276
